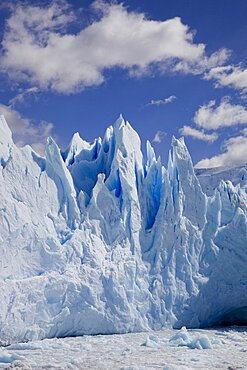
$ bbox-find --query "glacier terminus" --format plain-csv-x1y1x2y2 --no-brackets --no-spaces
0,114,246,345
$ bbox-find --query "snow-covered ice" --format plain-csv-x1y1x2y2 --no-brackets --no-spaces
0,327,247,369
196,164,247,196
0,114,246,345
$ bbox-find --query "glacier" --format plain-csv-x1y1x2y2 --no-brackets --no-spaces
0,114,246,345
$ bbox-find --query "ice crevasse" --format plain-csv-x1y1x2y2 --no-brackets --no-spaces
0,114,246,345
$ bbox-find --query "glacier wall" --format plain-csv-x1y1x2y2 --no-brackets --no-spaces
0,114,246,345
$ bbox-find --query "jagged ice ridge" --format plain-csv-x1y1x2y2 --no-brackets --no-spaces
0,114,246,345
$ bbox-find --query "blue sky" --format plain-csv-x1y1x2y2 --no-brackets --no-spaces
0,0,247,167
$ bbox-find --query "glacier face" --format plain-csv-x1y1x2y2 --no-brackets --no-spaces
0,114,246,345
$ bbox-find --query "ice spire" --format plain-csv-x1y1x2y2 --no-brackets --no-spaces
0,115,14,166
46,136,80,228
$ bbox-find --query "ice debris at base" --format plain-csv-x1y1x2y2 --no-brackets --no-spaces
1,328,247,370
0,114,246,345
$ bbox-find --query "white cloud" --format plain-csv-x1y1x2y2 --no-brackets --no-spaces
147,95,176,106
204,65,247,94
179,125,218,142
194,97,247,130
183,97,247,167
152,130,167,144
174,48,230,75
195,128,247,168
9,87,39,107
0,1,229,93
0,104,53,154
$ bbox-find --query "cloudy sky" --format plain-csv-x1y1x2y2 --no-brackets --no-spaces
0,0,247,167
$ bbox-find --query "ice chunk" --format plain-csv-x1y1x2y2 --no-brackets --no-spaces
142,335,167,347
169,327,213,349
0,348,24,364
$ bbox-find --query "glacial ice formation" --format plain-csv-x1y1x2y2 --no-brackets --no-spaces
0,114,246,345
